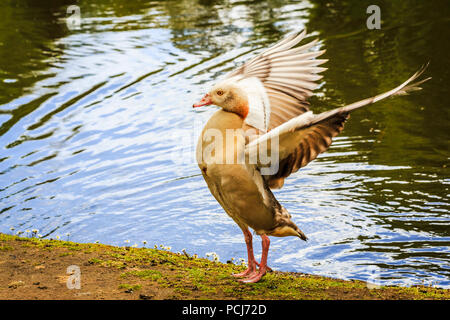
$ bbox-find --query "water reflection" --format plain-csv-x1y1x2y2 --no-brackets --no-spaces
0,0,448,287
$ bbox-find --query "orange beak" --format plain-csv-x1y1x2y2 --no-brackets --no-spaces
193,93,212,108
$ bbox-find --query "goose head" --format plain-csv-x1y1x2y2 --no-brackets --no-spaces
193,81,249,119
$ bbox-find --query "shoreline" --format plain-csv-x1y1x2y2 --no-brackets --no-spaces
0,233,448,300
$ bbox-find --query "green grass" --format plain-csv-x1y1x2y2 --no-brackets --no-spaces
118,284,142,291
121,270,163,281
1,232,448,300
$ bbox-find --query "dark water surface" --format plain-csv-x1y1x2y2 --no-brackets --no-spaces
0,0,449,287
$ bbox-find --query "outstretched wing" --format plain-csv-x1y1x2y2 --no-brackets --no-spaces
226,30,327,131
245,64,430,189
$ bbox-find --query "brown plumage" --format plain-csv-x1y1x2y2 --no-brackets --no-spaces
193,30,430,283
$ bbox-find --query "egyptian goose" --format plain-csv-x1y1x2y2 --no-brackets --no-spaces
193,30,429,283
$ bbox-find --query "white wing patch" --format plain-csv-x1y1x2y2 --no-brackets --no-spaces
239,77,271,132
246,111,314,152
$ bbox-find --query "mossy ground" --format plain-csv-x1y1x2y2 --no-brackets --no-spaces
0,233,448,300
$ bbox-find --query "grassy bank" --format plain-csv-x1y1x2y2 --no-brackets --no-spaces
0,233,448,300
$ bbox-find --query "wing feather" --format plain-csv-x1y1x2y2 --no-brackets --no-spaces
225,30,326,130
245,65,430,189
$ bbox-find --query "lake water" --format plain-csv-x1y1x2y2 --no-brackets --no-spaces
0,0,449,288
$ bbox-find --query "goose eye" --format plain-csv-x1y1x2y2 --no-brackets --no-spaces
216,90,224,96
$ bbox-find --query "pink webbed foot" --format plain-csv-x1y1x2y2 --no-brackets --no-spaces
237,235,271,284
238,269,266,283
233,261,270,279
232,265,256,278
232,231,271,283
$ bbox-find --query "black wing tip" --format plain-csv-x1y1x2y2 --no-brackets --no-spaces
416,61,431,77
297,231,308,241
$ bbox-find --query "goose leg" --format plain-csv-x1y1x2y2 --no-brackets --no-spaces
232,228,258,278
240,235,270,283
